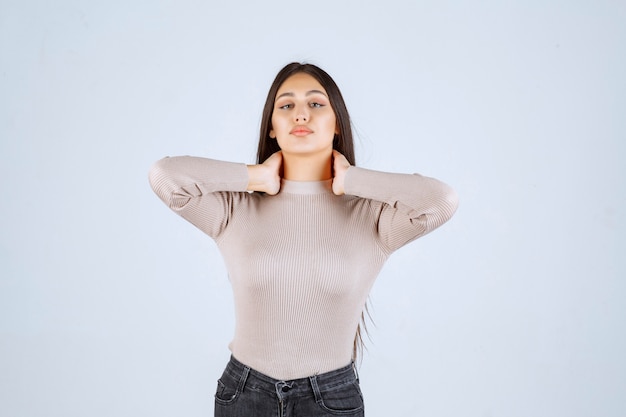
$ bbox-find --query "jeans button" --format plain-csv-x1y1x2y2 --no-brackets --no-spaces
281,385,290,392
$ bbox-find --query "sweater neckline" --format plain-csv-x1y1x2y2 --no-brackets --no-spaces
280,179,333,195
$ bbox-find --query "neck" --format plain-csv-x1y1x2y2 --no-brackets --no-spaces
282,152,332,181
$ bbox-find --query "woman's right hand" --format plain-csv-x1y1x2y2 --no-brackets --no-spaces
246,151,283,195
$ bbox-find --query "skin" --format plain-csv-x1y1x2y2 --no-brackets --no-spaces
247,73,351,196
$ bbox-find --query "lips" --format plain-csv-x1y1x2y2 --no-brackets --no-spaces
290,126,313,136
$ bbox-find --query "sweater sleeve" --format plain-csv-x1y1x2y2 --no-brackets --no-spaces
344,166,459,253
148,156,250,238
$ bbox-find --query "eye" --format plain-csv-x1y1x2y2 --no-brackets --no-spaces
309,102,324,108
277,103,293,110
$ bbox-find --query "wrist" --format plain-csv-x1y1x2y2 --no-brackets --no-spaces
246,165,267,192
246,164,280,194
332,166,348,195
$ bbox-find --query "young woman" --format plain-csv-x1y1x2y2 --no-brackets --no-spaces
149,62,458,417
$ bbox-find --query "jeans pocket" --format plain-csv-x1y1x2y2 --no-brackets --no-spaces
214,371,241,405
317,381,364,415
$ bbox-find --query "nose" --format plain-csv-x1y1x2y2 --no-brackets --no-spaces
294,105,309,123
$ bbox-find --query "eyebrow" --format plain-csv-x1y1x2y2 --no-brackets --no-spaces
275,89,328,100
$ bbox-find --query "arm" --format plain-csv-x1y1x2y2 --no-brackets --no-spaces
148,156,250,238
333,151,458,252
149,153,284,238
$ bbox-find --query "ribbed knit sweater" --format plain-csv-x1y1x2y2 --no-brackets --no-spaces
149,156,458,380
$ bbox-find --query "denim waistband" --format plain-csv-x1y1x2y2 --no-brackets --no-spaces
223,355,359,399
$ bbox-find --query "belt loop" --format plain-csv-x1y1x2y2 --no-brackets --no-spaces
352,361,360,381
238,365,250,393
309,375,323,403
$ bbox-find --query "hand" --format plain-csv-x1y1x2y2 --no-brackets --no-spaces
331,150,351,195
247,151,283,195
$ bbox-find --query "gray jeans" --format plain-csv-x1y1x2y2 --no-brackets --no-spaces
214,356,365,417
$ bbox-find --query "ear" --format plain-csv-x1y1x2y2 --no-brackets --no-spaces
269,130,276,139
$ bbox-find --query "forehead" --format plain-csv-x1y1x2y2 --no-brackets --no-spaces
276,73,327,97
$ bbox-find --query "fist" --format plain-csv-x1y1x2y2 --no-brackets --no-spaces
262,151,283,195
331,150,351,195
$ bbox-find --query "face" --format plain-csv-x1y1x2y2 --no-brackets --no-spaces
270,72,338,158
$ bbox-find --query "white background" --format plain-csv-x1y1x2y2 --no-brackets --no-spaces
1,1,624,416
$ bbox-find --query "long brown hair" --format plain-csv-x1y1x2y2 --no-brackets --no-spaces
256,63,368,361
256,62,355,165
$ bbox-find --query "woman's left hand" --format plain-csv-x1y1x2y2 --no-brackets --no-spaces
332,150,351,195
